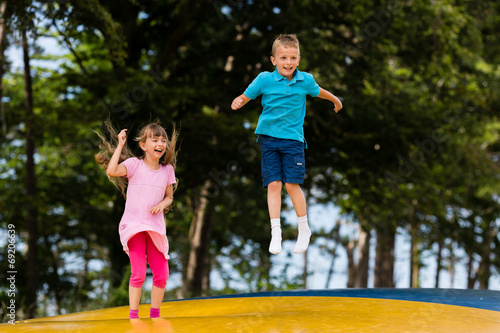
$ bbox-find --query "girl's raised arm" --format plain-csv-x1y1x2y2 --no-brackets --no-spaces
106,129,128,177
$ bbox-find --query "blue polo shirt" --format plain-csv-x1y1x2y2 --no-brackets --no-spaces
244,69,320,143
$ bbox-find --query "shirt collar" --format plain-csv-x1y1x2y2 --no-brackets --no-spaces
272,69,304,83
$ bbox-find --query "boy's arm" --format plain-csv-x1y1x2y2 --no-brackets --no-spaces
231,94,251,110
317,87,343,113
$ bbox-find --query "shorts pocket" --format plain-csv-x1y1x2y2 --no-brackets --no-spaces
293,156,305,175
294,156,305,167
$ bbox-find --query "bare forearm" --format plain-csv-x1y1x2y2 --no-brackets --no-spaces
106,144,124,176
107,129,128,177
231,94,251,110
150,185,174,213
159,195,173,208
318,87,343,112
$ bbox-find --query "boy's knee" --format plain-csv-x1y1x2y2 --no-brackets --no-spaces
284,182,300,192
267,181,283,192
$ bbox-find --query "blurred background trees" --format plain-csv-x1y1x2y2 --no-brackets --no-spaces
0,0,499,319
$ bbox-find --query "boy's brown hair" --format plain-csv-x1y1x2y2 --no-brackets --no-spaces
272,34,300,56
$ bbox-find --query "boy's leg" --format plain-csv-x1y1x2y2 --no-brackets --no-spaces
284,183,306,217
260,136,284,254
285,183,311,253
267,180,283,219
268,181,283,254
293,215,311,254
280,138,310,254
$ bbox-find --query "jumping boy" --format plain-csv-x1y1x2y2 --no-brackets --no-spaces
231,34,343,254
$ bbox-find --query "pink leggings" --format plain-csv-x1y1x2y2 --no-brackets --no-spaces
128,232,169,288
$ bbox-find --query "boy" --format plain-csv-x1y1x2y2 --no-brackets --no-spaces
231,34,342,254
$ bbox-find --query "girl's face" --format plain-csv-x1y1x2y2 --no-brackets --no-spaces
270,46,301,80
140,135,167,160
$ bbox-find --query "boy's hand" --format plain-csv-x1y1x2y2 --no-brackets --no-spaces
317,88,343,113
333,101,343,113
231,96,245,110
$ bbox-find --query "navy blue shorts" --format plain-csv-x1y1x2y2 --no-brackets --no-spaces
259,135,305,187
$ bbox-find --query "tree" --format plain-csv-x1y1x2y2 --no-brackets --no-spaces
1,0,500,319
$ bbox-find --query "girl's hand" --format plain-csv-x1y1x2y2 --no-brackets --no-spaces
118,129,127,147
150,202,168,214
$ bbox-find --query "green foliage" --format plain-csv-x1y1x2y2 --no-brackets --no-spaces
1,0,499,318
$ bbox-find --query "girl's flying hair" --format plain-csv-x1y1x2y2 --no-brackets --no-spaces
95,119,179,198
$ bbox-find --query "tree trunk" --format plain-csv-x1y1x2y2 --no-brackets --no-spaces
434,238,443,288
325,249,337,289
476,255,491,290
476,225,496,289
346,226,370,288
155,1,200,72
325,223,341,288
466,251,475,289
22,27,38,318
374,219,395,287
301,190,313,289
354,228,370,288
109,197,129,288
257,255,272,292
0,1,7,135
182,179,213,298
346,239,355,288
201,248,211,296
448,241,455,287
0,1,6,60
408,207,420,288
0,1,6,48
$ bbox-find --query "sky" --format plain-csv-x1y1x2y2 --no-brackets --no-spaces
6,35,66,71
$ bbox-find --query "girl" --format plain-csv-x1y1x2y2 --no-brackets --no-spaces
95,121,178,319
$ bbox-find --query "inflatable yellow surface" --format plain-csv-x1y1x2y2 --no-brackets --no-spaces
3,289,500,332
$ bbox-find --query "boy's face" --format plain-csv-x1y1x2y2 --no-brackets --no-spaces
270,46,301,80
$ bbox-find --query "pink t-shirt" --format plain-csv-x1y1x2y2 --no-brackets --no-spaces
119,157,176,259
